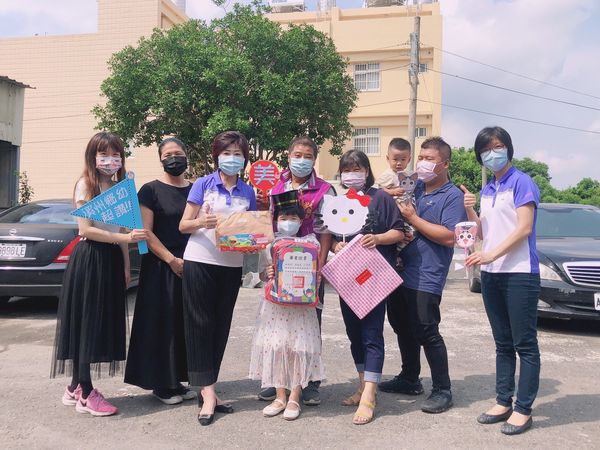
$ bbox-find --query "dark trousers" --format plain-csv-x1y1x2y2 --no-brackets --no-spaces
316,278,325,328
340,297,386,383
481,272,541,415
182,261,242,387
387,286,451,391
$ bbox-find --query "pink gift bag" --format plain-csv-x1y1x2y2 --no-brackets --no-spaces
321,234,403,319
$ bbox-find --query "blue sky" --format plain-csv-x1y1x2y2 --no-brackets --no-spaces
1,0,599,188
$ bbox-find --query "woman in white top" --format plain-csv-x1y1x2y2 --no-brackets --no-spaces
179,131,257,426
463,126,541,436
51,132,148,417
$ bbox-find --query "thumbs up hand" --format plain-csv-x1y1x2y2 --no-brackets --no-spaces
460,185,477,209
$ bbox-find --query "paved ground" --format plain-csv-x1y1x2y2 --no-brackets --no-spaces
1,275,600,449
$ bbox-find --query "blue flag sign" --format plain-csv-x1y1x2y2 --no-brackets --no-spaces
71,172,148,254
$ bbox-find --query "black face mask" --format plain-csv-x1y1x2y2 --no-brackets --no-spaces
162,155,187,176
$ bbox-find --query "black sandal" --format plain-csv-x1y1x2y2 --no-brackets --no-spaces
198,396,234,414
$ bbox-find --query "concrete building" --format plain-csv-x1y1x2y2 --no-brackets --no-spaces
268,2,442,180
0,0,441,199
0,0,187,200
0,76,31,209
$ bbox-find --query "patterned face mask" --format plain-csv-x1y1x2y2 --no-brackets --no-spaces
96,156,122,176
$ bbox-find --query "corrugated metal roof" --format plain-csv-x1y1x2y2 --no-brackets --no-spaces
0,75,34,89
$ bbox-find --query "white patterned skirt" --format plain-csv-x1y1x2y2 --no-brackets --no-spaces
249,298,325,390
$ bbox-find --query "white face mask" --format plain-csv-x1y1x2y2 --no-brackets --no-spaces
96,156,122,176
277,219,301,236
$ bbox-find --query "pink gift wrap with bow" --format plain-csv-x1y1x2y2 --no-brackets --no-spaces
321,234,403,319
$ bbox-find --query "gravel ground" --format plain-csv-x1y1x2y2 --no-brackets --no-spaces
1,277,599,449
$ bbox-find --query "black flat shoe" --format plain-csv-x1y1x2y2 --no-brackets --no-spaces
197,413,215,426
215,403,234,414
501,417,533,435
198,397,234,414
477,408,513,424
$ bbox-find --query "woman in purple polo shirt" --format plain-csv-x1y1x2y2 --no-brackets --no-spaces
179,131,257,426
463,126,541,435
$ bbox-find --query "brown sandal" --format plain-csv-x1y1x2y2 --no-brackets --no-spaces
341,391,363,407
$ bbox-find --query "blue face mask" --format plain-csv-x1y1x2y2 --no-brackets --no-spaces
218,155,245,176
481,147,509,172
278,219,301,236
289,157,314,178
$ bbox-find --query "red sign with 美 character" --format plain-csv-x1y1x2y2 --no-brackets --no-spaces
249,160,280,194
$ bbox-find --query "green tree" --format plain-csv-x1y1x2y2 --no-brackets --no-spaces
512,157,551,182
449,147,487,194
559,178,600,207
93,2,357,175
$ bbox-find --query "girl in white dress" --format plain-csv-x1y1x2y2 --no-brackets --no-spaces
249,191,325,421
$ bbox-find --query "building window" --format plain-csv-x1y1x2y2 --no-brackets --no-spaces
416,127,427,138
418,63,428,73
353,128,380,155
353,63,380,91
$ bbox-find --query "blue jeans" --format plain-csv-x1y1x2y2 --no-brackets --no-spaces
481,272,541,415
339,298,386,383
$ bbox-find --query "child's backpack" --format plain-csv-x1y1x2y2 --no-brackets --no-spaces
264,237,320,307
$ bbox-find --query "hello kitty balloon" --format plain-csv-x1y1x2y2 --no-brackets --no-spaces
319,188,371,239
455,221,478,250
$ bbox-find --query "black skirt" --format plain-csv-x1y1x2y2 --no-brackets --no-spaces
51,240,127,378
124,250,188,390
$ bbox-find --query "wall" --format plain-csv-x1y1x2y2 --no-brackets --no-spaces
0,0,187,200
268,4,442,180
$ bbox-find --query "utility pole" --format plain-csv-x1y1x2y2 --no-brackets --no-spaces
481,165,487,189
408,15,421,171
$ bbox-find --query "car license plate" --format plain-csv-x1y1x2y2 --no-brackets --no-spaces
0,243,27,259
595,293,600,311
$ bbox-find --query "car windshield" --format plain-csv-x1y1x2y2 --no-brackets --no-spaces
0,203,76,225
537,206,600,238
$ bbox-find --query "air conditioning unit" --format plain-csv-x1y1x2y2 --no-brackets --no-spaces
364,0,405,7
269,0,305,13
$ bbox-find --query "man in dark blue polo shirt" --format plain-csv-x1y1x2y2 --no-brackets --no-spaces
379,137,467,414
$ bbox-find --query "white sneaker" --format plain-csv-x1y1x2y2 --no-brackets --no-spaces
152,390,183,405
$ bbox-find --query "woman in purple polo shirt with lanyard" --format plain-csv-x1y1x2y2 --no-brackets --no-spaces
179,131,257,426
463,126,541,435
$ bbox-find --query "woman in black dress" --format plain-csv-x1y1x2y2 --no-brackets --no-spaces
124,137,194,404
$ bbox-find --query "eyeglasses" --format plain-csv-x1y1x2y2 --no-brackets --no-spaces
480,146,506,158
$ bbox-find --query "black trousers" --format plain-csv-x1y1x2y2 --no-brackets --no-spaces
182,261,242,387
386,286,451,391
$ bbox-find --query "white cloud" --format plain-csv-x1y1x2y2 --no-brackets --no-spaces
0,0,97,37
440,0,600,188
186,0,253,21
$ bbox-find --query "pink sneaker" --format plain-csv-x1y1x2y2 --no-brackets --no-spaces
75,389,118,416
62,385,82,406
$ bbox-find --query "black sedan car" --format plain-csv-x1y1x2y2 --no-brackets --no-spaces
0,200,141,305
468,203,600,320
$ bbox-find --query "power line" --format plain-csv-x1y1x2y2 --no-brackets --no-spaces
24,112,93,122
22,137,91,145
427,67,600,112
26,89,101,99
417,98,600,135
356,99,408,108
421,41,600,101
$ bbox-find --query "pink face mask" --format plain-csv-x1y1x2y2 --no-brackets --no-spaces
416,160,445,183
96,156,122,176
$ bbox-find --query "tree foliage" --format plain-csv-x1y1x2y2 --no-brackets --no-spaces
450,148,600,208
94,2,357,175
